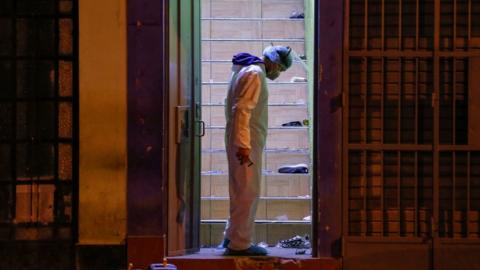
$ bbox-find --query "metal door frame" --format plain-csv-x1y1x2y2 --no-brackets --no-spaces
166,0,202,256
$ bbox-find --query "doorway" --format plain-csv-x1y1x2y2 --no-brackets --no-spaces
166,0,317,257
199,0,315,255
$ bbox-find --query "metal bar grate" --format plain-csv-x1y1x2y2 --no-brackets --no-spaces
348,57,433,146
438,151,480,237
0,0,76,241
348,150,433,236
439,57,468,145
345,0,480,240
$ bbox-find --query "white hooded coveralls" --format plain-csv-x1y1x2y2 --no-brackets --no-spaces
224,63,268,250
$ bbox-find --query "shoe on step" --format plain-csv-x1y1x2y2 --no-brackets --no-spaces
224,245,268,256
217,238,230,249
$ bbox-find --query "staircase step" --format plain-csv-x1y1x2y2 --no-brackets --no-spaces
200,222,310,248
201,197,310,220
202,173,310,197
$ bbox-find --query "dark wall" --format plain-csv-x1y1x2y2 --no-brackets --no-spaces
76,245,126,270
315,0,343,257
0,242,73,270
127,0,169,269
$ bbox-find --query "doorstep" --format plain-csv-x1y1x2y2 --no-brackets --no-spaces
167,248,341,270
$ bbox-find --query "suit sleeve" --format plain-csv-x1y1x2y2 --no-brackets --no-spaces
231,70,261,149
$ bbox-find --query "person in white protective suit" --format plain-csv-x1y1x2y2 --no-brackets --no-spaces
221,46,293,256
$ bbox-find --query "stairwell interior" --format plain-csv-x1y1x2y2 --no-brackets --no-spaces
200,0,314,249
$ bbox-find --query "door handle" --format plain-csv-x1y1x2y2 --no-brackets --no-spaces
197,120,205,137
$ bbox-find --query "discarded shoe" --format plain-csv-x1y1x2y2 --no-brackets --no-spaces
282,119,309,127
295,249,307,255
278,163,309,174
291,76,307,82
282,121,303,127
289,11,305,19
224,245,268,256
217,238,230,249
278,234,311,249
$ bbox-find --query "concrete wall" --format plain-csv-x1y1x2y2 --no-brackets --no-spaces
78,0,127,244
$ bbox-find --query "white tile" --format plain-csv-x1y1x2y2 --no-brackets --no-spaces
201,175,211,196
201,0,211,18
255,224,267,243
202,84,228,105
273,64,308,83
201,85,212,104
266,200,310,220
266,128,309,149
211,20,262,39
264,151,310,171
201,200,211,219
211,41,263,60
211,0,261,18
202,20,211,39
262,0,304,18
203,102,308,128
200,223,211,246
262,20,304,39
211,200,229,219
268,106,308,127
202,106,226,127
210,174,229,197
202,41,211,60
268,83,308,104
265,174,310,197
204,148,310,172
202,62,211,82
202,128,226,150
211,62,234,81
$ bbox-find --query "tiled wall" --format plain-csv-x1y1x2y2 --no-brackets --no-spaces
201,0,310,247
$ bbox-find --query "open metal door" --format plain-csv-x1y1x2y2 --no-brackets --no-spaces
167,0,202,256
343,1,480,269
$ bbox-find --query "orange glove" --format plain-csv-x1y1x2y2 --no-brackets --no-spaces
236,147,253,166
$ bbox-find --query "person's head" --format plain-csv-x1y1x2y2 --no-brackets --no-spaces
262,46,293,80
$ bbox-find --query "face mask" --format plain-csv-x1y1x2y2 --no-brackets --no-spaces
266,69,280,80
267,70,280,80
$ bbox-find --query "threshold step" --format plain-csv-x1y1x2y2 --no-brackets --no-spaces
168,251,341,270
